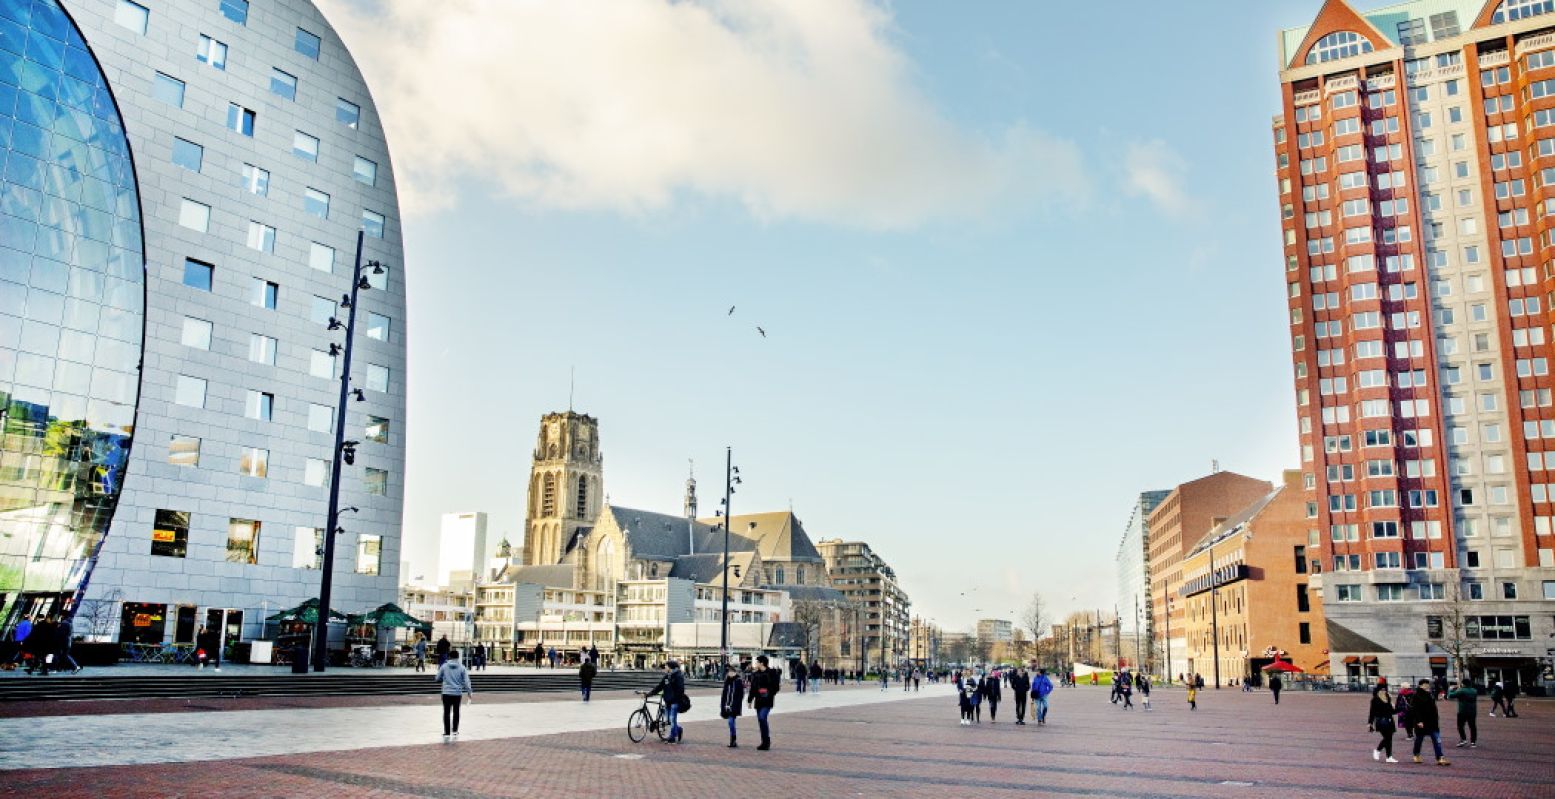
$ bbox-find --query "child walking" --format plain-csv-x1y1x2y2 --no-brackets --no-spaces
1187,683,1198,710
958,680,974,725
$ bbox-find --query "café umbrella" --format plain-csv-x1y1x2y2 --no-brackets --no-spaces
1262,659,1304,673
266,597,348,624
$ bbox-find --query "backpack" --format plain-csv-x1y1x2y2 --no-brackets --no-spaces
678,695,691,713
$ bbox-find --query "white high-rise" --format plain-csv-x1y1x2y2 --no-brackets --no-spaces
438,511,488,588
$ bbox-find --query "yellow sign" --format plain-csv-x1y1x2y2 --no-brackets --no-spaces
152,529,177,543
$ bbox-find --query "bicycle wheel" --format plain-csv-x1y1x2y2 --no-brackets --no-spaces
627,709,649,743
655,710,671,741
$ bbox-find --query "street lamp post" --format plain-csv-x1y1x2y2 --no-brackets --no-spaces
717,447,739,663
312,230,383,673
1163,595,1173,683
1210,547,1221,689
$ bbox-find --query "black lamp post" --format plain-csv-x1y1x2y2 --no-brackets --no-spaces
717,447,740,662
312,230,384,672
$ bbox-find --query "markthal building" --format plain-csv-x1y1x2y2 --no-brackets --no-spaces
1,0,406,646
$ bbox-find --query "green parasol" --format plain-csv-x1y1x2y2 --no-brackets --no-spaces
266,597,348,624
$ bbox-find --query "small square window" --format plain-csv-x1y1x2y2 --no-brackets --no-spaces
366,364,389,392
252,278,278,309
178,199,210,232
168,436,200,467
303,188,330,219
227,103,256,136
366,415,389,443
366,312,390,341
356,534,382,574
293,131,319,162
174,375,207,408
238,448,268,479
295,28,321,60
248,333,276,365
151,509,190,558
180,317,212,349
182,258,213,291
364,468,388,497
197,35,228,70
172,138,203,172
307,402,333,433
353,156,378,187
219,0,249,25
293,527,323,568
226,519,261,566
309,350,335,379
362,209,385,238
240,163,270,196
116,0,150,33
337,98,361,129
153,72,185,107
308,243,335,273
247,221,276,253
270,68,298,101
245,390,274,421
304,458,330,487
1502,581,1518,599
311,296,336,325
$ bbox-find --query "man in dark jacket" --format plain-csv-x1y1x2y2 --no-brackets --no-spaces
982,670,1003,721
808,660,823,694
748,655,781,750
579,657,597,702
435,635,451,666
720,664,746,747
1269,673,1283,705
1407,679,1450,766
1010,667,1031,725
646,660,687,743
53,617,80,674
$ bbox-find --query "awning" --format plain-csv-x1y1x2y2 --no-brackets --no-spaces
1429,657,1448,666
1342,656,1360,664
1360,656,1378,664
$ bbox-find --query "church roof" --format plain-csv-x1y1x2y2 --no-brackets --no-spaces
700,511,824,563
777,585,848,604
490,564,575,589
668,550,758,586
609,506,755,561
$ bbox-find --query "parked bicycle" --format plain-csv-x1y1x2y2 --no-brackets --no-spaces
627,690,671,743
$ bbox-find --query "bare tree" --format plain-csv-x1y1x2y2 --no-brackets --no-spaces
1437,580,1477,682
791,599,828,662
1021,592,1050,665
75,588,124,641
946,635,971,666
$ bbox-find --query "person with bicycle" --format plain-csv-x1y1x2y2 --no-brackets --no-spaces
748,655,781,750
720,663,745,748
646,660,687,744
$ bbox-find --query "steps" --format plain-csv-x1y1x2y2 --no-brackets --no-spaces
0,671,720,703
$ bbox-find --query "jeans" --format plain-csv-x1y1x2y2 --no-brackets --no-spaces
581,684,591,702
1035,696,1049,723
727,717,738,740
756,706,771,745
812,679,820,694
1413,730,1443,759
1014,694,1027,721
667,703,682,742
1456,713,1476,743
441,695,461,735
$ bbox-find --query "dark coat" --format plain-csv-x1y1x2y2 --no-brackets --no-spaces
579,661,597,686
435,637,451,656
808,661,822,679
647,669,686,705
1368,688,1395,726
749,668,781,709
981,677,1002,702
1269,676,1283,691
720,677,746,718
1406,690,1440,732
1010,672,1031,695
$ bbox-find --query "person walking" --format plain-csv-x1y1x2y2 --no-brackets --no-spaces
1110,672,1122,704
967,673,984,723
879,667,889,692
10,616,33,671
1395,684,1415,740
589,643,600,666
413,634,428,672
809,660,822,694
1502,680,1520,717
720,664,746,747
579,656,597,702
547,646,560,669
1488,681,1506,717
1119,673,1133,709
1369,680,1398,763
195,624,214,671
1137,673,1151,710
1187,682,1198,711
1446,680,1478,749
646,660,688,744
1033,667,1054,725
1269,673,1283,705
436,648,474,741
748,655,781,750
914,668,922,691
983,669,1003,722
473,643,486,672
958,677,975,725
1406,679,1450,766
1010,667,1030,725
53,618,80,674
435,635,451,667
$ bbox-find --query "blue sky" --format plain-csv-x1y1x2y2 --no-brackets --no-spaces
322,0,1337,634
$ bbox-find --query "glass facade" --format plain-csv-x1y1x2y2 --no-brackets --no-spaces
0,0,144,631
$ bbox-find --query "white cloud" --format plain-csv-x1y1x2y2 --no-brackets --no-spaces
318,0,1089,228
1122,139,1197,218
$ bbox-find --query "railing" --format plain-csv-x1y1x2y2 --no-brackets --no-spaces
1406,61,1465,86
1515,33,1555,59
1324,75,1359,95
1293,89,1321,106
1481,49,1512,67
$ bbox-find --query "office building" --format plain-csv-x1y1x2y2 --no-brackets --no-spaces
438,511,488,588
976,618,1013,644
816,538,912,668
0,0,407,644
1115,489,1169,671
1276,0,1555,686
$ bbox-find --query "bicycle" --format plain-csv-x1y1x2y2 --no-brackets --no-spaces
627,691,671,743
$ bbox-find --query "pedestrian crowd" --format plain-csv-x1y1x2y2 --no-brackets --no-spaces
953,661,1055,726
5,615,81,675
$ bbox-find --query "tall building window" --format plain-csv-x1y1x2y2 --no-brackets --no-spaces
180,317,212,349
307,403,333,433
247,221,277,253
303,188,330,219
366,416,390,443
240,163,270,196
366,364,389,392
252,278,278,309
356,535,382,575
353,156,378,186
168,435,200,467
293,527,323,569
226,103,256,136
542,473,557,516
336,98,360,129
174,375,207,408
226,518,260,564
249,334,276,365
219,0,249,25
245,390,274,421
293,131,319,161
304,458,330,487
270,68,298,101
153,72,185,107
197,34,228,69
366,312,390,341
178,199,210,232
116,0,149,33
310,296,337,325
575,476,588,517
362,209,386,238
238,447,269,478
309,243,335,273
171,138,203,172
151,510,190,558
309,349,335,379
365,468,388,496
295,28,322,59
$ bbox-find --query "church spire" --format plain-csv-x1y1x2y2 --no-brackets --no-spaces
684,459,698,519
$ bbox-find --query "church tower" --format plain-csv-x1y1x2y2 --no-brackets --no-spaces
522,412,604,565
684,461,697,519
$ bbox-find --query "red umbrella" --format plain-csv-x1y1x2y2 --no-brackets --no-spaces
1262,659,1303,673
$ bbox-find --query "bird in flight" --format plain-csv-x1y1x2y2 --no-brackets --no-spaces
756,326,766,338
728,305,736,316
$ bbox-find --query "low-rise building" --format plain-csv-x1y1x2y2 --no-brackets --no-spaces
399,584,474,645
1179,470,1328,685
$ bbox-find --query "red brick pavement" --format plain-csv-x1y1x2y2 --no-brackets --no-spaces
3,686,1551,798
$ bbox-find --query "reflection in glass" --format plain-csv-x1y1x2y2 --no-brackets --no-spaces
1,0,144,635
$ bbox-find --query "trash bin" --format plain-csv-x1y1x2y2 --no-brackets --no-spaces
292,643,309,674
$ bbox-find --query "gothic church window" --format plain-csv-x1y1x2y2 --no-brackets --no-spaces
542,473,557,516
576,475,588,517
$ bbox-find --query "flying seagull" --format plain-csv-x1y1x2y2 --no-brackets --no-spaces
756,326,766,338
728,305,736,316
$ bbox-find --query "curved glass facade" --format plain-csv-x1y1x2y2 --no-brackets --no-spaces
0,0,143,627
